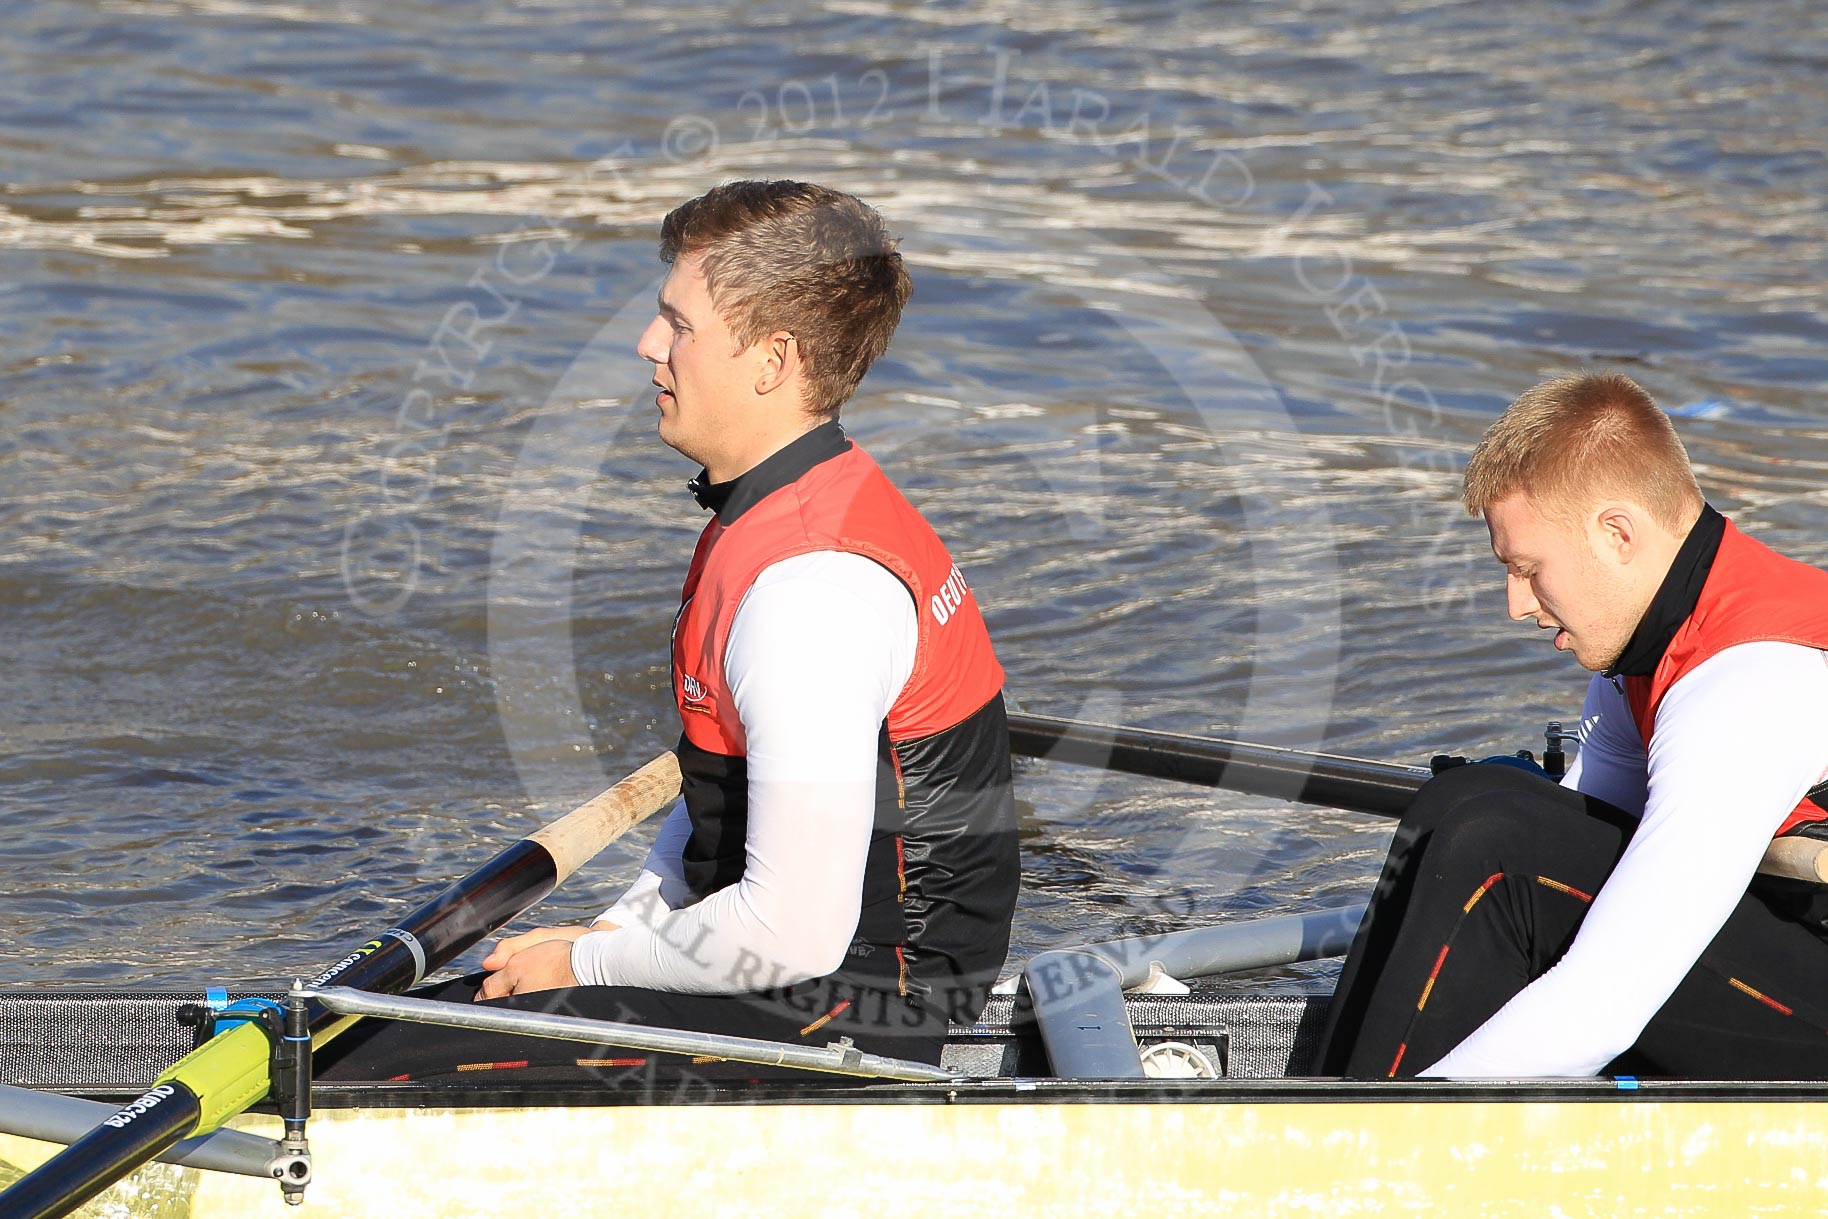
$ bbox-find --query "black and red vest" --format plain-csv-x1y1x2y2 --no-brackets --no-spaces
1617,507,1828,836
671,422,1019,1021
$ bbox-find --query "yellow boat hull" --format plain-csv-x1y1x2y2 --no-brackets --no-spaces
7,1092,1828,1218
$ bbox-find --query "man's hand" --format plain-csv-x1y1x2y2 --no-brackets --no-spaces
480,924,591,972
476,937,579,1000
475,921,622,1000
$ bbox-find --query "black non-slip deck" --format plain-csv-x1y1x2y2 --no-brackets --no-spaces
0,988,1329,1093
11,988,1818,1110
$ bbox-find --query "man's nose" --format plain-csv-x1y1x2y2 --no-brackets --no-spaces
635,316,669,364
1507,575,1538,622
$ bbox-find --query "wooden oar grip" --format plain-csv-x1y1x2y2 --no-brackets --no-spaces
527,751,682,882
1758,836,1828,883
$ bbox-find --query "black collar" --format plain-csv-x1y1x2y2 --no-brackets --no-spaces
1606,504,1726,678
687,420,851,523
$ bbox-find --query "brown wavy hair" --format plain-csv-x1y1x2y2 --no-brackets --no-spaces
1462,372,1703,530
659,180,911,416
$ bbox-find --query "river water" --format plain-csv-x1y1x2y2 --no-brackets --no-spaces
3,0,1826,988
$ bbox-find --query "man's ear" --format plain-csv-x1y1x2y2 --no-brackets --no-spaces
1592,502,1640,564
753,331,799,396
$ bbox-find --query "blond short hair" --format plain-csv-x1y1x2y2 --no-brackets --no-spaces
1462,372,1703,530
659,180,911,417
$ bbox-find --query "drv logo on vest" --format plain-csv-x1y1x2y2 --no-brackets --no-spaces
930,565,973,626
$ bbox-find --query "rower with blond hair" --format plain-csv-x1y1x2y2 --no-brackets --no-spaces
1319,372,1828,1079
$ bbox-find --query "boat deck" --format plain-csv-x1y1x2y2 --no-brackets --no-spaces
0,985,1328,1092
7,986,1825,1106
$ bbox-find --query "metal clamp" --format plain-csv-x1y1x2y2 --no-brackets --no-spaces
176,985,313,1205
264,1144,313,1203
1543,720,1581,780
827,1036,865,1073
268,981,314,1206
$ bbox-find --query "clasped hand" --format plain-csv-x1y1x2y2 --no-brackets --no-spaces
475,922,617,1000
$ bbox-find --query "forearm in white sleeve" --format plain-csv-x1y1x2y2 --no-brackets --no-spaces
571,551,915,991
1425,642,1828,1078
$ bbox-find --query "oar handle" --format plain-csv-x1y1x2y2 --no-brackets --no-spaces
1759,836,1828,883
530,751,682,882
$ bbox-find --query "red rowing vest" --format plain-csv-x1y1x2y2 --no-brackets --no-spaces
1624,519,1828,835
671,436,1018,1019
675,443,1004,752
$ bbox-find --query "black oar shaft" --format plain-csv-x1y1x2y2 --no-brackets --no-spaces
303,839,562,1042
0,1084,203,1219
1006,711,1429,818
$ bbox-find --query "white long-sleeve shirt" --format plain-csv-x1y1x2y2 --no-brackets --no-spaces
1424,641,1828,1078
570,550,916,992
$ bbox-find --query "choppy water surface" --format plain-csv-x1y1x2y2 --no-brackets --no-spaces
4,0,1826,987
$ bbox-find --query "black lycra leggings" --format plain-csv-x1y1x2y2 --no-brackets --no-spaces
1317,764,1828,1079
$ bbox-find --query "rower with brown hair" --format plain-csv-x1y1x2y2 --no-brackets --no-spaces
1318,371,1828,1080
321,180,1020,1083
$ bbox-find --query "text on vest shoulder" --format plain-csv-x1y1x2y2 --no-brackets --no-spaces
930,564,973,627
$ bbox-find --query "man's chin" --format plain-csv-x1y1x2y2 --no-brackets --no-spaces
655,419,691,458
1573,643,1623,673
